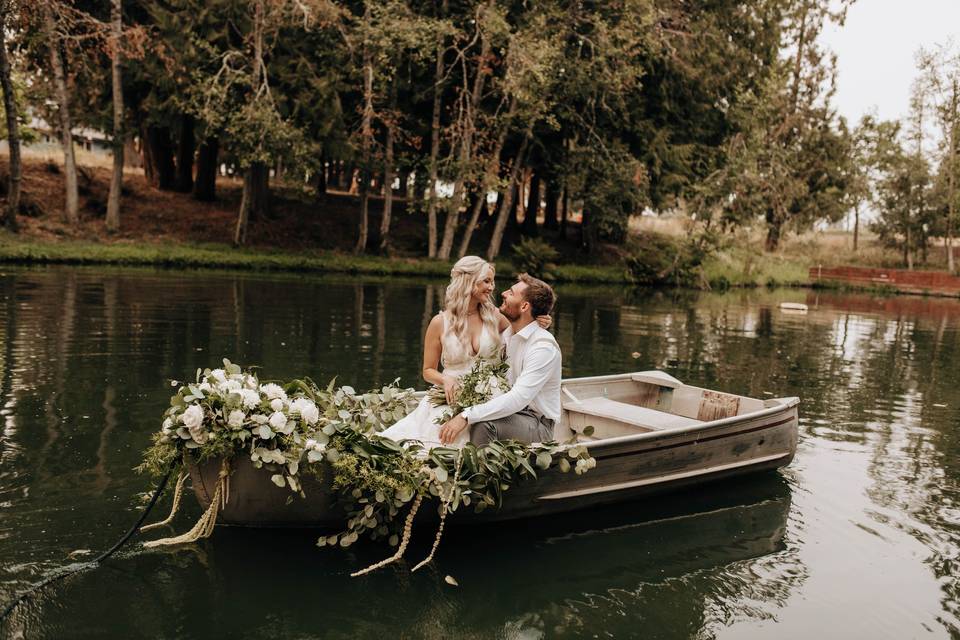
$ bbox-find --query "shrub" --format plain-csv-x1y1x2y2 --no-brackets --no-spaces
512,236,560,280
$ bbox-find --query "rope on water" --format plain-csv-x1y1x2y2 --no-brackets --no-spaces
350,493,423,577
0,459,178,623
140,471,187,532
412,452,463,573
142,460,229,548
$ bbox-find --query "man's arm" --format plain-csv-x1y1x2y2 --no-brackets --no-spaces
462,341,559,424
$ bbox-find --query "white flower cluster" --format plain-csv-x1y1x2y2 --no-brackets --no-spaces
160,362,321,454
154,360,418,495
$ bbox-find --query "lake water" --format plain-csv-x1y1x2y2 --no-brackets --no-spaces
0,266,958,639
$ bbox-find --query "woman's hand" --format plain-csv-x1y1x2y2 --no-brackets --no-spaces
536,314,553,330
442,374,460,406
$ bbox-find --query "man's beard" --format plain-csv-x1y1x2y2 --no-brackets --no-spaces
500,302,519,321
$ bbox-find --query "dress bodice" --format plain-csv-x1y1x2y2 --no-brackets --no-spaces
440,312,501,376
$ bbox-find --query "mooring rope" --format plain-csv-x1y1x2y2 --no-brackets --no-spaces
142,460,229,548
140,471,187,532
0,459,178,623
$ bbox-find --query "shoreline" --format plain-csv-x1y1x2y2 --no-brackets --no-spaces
3,235,960,299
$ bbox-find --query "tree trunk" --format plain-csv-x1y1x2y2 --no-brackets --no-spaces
174,113,195,193
581,208,597,253
146,126,176,190
193,137,219,201
487,132,531,260
234,167,254,247
250,162,269,220
852,203,859,252
511,173,524,229
379,84,397,254
0,7,21,231
45,8,78,225
438,28,491,259
425,1,447,258
543,179,559,230
234,162,268,246
764,208,782,252
105,0,124,233
521,170,540,236
457,98,514,257
561,187,569,238
354,29,373,255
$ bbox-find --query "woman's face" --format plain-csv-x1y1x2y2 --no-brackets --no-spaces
472,266,495,303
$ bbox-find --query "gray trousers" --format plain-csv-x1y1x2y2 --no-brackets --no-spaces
469,407,555,446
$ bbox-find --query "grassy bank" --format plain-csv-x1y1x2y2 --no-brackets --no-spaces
0,234,635,284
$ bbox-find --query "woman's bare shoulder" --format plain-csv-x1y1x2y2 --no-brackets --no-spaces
426,312,445,334
495,310,509,331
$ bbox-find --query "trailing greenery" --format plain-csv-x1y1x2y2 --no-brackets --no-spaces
138,359,596,565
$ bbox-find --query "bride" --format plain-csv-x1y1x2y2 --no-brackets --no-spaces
380,255,549,449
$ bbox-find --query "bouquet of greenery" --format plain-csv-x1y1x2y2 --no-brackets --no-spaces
427,357,511,424
138,359,418,494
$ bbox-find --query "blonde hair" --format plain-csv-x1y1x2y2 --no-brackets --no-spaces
444,256,499,352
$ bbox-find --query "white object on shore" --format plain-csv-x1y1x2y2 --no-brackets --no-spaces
779,302,808,314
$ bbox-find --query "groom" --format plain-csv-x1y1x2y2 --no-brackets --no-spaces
439,274,561,446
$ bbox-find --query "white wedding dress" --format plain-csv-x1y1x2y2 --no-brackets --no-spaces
380,312,502,449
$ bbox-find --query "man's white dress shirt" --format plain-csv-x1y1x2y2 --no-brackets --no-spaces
461,320,562,424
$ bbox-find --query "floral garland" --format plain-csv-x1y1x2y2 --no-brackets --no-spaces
138,359,596,572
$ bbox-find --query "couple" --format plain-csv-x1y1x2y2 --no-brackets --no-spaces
380,256,561,449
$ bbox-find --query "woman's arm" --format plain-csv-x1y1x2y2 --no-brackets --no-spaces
422,313,459,404
495,309,552,330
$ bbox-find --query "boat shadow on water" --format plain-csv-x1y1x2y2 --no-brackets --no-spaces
20,472,797,639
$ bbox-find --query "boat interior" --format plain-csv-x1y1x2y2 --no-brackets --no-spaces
556,371,771,442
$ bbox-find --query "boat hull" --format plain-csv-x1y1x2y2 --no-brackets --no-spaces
188,394,798,528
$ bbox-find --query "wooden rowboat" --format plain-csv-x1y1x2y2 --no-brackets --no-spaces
189,371,799,527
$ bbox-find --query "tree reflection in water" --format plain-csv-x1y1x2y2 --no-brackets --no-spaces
0,267,958,638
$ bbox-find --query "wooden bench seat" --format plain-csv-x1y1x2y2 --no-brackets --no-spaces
564,396,702,438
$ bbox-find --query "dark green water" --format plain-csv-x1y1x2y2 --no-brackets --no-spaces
0,266,958,639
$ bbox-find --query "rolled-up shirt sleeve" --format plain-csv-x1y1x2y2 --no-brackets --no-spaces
462,342,558,424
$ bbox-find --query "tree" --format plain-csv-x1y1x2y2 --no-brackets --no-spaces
42,3,79,225
105,0,123,233
919,43,960,273
0,0,21,231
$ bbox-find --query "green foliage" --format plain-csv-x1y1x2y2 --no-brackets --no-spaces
512,237,559,280
139,359,596,553
624,230,715,288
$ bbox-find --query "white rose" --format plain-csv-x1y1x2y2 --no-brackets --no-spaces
244,375,258,389
292,398,320,425
198,382,212,393
227,410,245,429
270,398,285,412
269,411,288,432
210,369,227,383
181,404,204,431
220,379,242,393
260,383,287,401
238,389,261,409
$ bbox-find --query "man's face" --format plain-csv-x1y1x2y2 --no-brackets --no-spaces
499,281,529,321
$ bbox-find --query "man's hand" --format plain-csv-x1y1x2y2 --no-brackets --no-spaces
439,414,469,445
